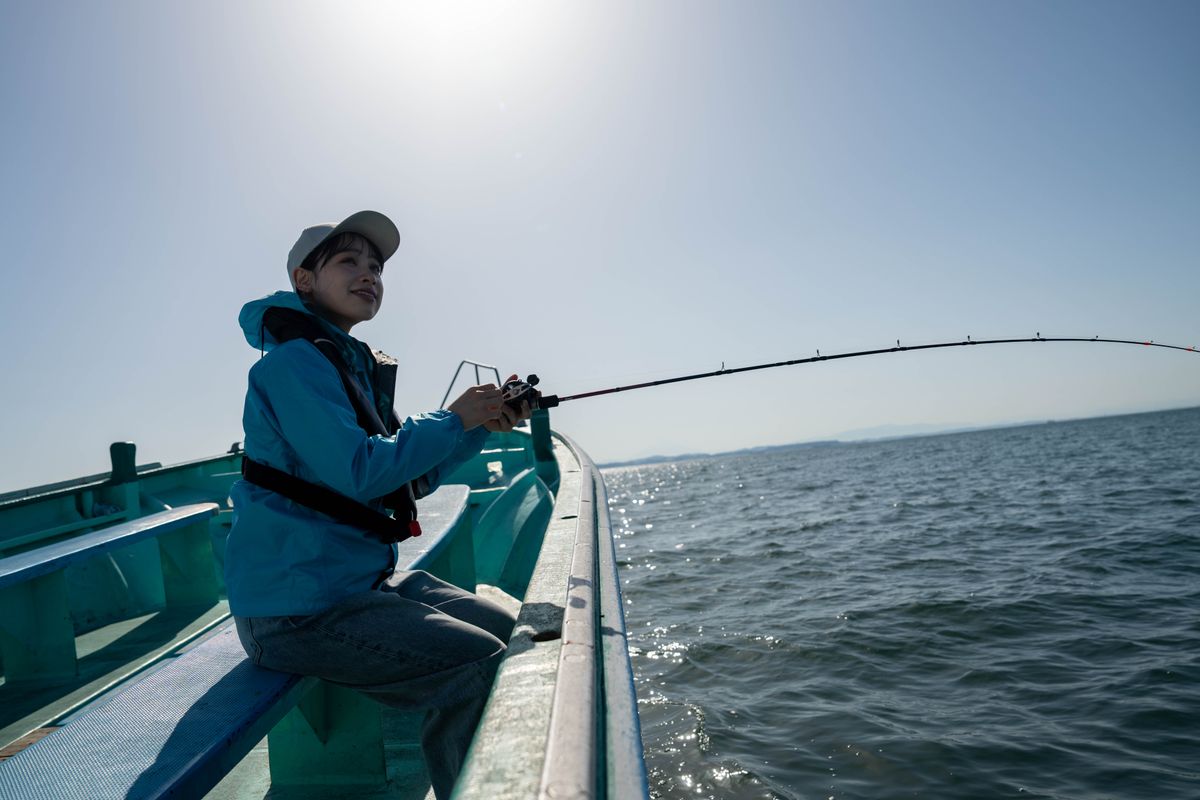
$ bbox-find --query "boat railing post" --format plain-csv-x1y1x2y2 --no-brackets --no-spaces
87,442,160,627
103,441,141,517
530,409,559,492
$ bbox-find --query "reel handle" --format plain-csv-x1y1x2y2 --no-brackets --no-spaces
500,374,560,411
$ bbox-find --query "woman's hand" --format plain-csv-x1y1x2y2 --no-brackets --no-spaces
484,374,533,432
447,383,504,431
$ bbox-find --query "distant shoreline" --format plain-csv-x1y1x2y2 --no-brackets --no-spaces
596,403,1200,469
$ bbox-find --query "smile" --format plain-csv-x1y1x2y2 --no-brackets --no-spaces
352,290,377,302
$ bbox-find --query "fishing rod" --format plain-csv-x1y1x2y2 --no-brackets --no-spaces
500,334,1198,411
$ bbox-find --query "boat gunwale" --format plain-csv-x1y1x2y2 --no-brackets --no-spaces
0,449,244,509
455,430,648,800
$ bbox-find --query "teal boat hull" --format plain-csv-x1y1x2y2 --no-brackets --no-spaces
0,410,647,798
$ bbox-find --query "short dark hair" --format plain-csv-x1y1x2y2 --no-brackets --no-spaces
298,232,384,275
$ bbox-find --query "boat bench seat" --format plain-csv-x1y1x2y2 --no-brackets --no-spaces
0,503,221,686
0,485,473,800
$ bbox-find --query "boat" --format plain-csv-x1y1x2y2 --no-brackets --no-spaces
0,399,648,799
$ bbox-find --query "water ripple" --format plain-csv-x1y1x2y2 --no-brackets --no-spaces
605,407,1200,799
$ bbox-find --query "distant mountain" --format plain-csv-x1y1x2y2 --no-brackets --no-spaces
597,440,840,469
596,405,1200,469
833,422,979,440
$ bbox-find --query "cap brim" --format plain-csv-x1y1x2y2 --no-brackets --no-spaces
328,210,401,262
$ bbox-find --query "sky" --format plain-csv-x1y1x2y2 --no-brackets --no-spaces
1,0,1198,492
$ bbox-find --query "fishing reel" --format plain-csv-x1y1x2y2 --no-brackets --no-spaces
501,374,560,412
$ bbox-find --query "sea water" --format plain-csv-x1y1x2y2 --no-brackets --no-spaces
602,406,1200,799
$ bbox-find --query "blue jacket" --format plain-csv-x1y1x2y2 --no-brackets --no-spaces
225,291,489,617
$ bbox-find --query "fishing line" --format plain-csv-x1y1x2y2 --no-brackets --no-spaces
506,334,1198,410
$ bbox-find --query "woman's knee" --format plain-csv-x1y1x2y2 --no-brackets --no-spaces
433,593,516,643
414,609,508,668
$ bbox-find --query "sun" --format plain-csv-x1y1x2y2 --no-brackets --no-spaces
321,1,575,89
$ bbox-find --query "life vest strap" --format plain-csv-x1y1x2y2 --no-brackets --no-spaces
257,305,426,535
241,457,420,544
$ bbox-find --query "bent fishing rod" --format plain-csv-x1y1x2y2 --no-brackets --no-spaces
500,334,1198,410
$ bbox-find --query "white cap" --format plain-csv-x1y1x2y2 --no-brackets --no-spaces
286,210,401,287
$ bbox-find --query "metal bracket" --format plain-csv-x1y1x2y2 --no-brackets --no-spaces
439,360,503,409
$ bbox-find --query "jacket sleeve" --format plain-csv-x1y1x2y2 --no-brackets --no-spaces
422,426,491,493
251,340,465,503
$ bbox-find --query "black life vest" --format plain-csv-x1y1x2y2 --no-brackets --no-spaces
240,306,424,544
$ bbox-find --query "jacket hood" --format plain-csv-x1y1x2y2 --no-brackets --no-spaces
238,291,401,427
239,291,351,352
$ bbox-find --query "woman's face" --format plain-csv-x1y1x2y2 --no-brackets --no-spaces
294,235,384,332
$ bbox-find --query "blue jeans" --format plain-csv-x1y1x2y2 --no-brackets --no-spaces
234,570,516,800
